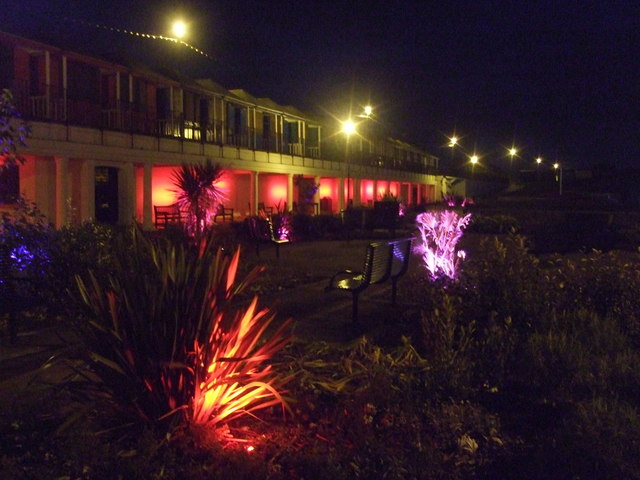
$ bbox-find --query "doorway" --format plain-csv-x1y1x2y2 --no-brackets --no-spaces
95,166,119,224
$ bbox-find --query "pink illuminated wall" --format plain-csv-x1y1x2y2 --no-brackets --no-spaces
376,181,389,199
149,166,233,215
361,179,374,205
319,177,338,213
260,174,288,211
151,166,179,207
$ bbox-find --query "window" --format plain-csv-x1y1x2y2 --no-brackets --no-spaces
67,60,99,102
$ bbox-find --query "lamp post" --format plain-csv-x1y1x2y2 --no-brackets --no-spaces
509,147,517,163
535,156,542,181
553,162,563,196
470,154,478,175
342,119,356,208
448,135,458,166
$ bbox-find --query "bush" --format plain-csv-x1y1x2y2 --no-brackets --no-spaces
467,213,519,234
54,225,291,433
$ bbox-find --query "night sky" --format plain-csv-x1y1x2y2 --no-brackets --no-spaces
2,0,638,170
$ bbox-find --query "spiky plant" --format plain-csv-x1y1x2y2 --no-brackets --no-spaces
172,160,224,239
67,226,291,431
414,210,472,280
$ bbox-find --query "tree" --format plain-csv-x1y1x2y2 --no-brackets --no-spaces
0,89,29,171
172,159,224,238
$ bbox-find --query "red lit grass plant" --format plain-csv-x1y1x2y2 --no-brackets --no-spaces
414,210,472,280
69,226,291,432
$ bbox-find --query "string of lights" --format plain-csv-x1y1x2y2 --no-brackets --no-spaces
64,17,213,60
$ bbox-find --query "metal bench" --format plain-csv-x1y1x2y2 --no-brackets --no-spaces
154,204,183,229
326,237,413,323
213,203,234,223
247,216,289,258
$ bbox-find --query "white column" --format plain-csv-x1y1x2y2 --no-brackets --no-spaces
143,163,153,229
313,175,321,214
45,51,51,117
120,162,135,225
252,107,257,149
251,171,259,215
353,178,361,207
54,156,69,228
80,159,95,222
338,177,345,211
62,56,67,119
287,173,294,212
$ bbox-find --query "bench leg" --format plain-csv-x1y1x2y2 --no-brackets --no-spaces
351,292,359,323
391,279,398,306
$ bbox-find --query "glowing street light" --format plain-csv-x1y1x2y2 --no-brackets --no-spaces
553,162,563,196
509,147,517,158
535,156,543,180
171,20,187,39
342,119,356,136
449,136,458,148
362,105,373,118
470,154,478,175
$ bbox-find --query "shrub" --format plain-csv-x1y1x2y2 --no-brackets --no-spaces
459,233,551,333
467,213,519,234
57,225,292,433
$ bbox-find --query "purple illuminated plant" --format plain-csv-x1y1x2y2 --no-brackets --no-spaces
415,210,472,280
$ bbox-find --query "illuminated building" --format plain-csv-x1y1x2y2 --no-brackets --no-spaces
0,31,452,228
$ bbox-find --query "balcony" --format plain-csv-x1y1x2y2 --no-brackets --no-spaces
8,82,434,176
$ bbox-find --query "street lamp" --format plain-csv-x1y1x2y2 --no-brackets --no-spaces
449,135,458,167
470,154,478,175
171,20,187,39
508,147,518,167
553,162,563,196
342,119,356,207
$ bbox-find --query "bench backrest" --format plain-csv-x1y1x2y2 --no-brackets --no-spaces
154,204,182,228
248,216,280,241
363,241,394,285
388,237,413,280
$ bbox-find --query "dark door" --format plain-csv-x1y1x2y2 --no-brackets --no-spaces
95,167,119,224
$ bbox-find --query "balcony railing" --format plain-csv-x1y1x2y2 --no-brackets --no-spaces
7,80,435,174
